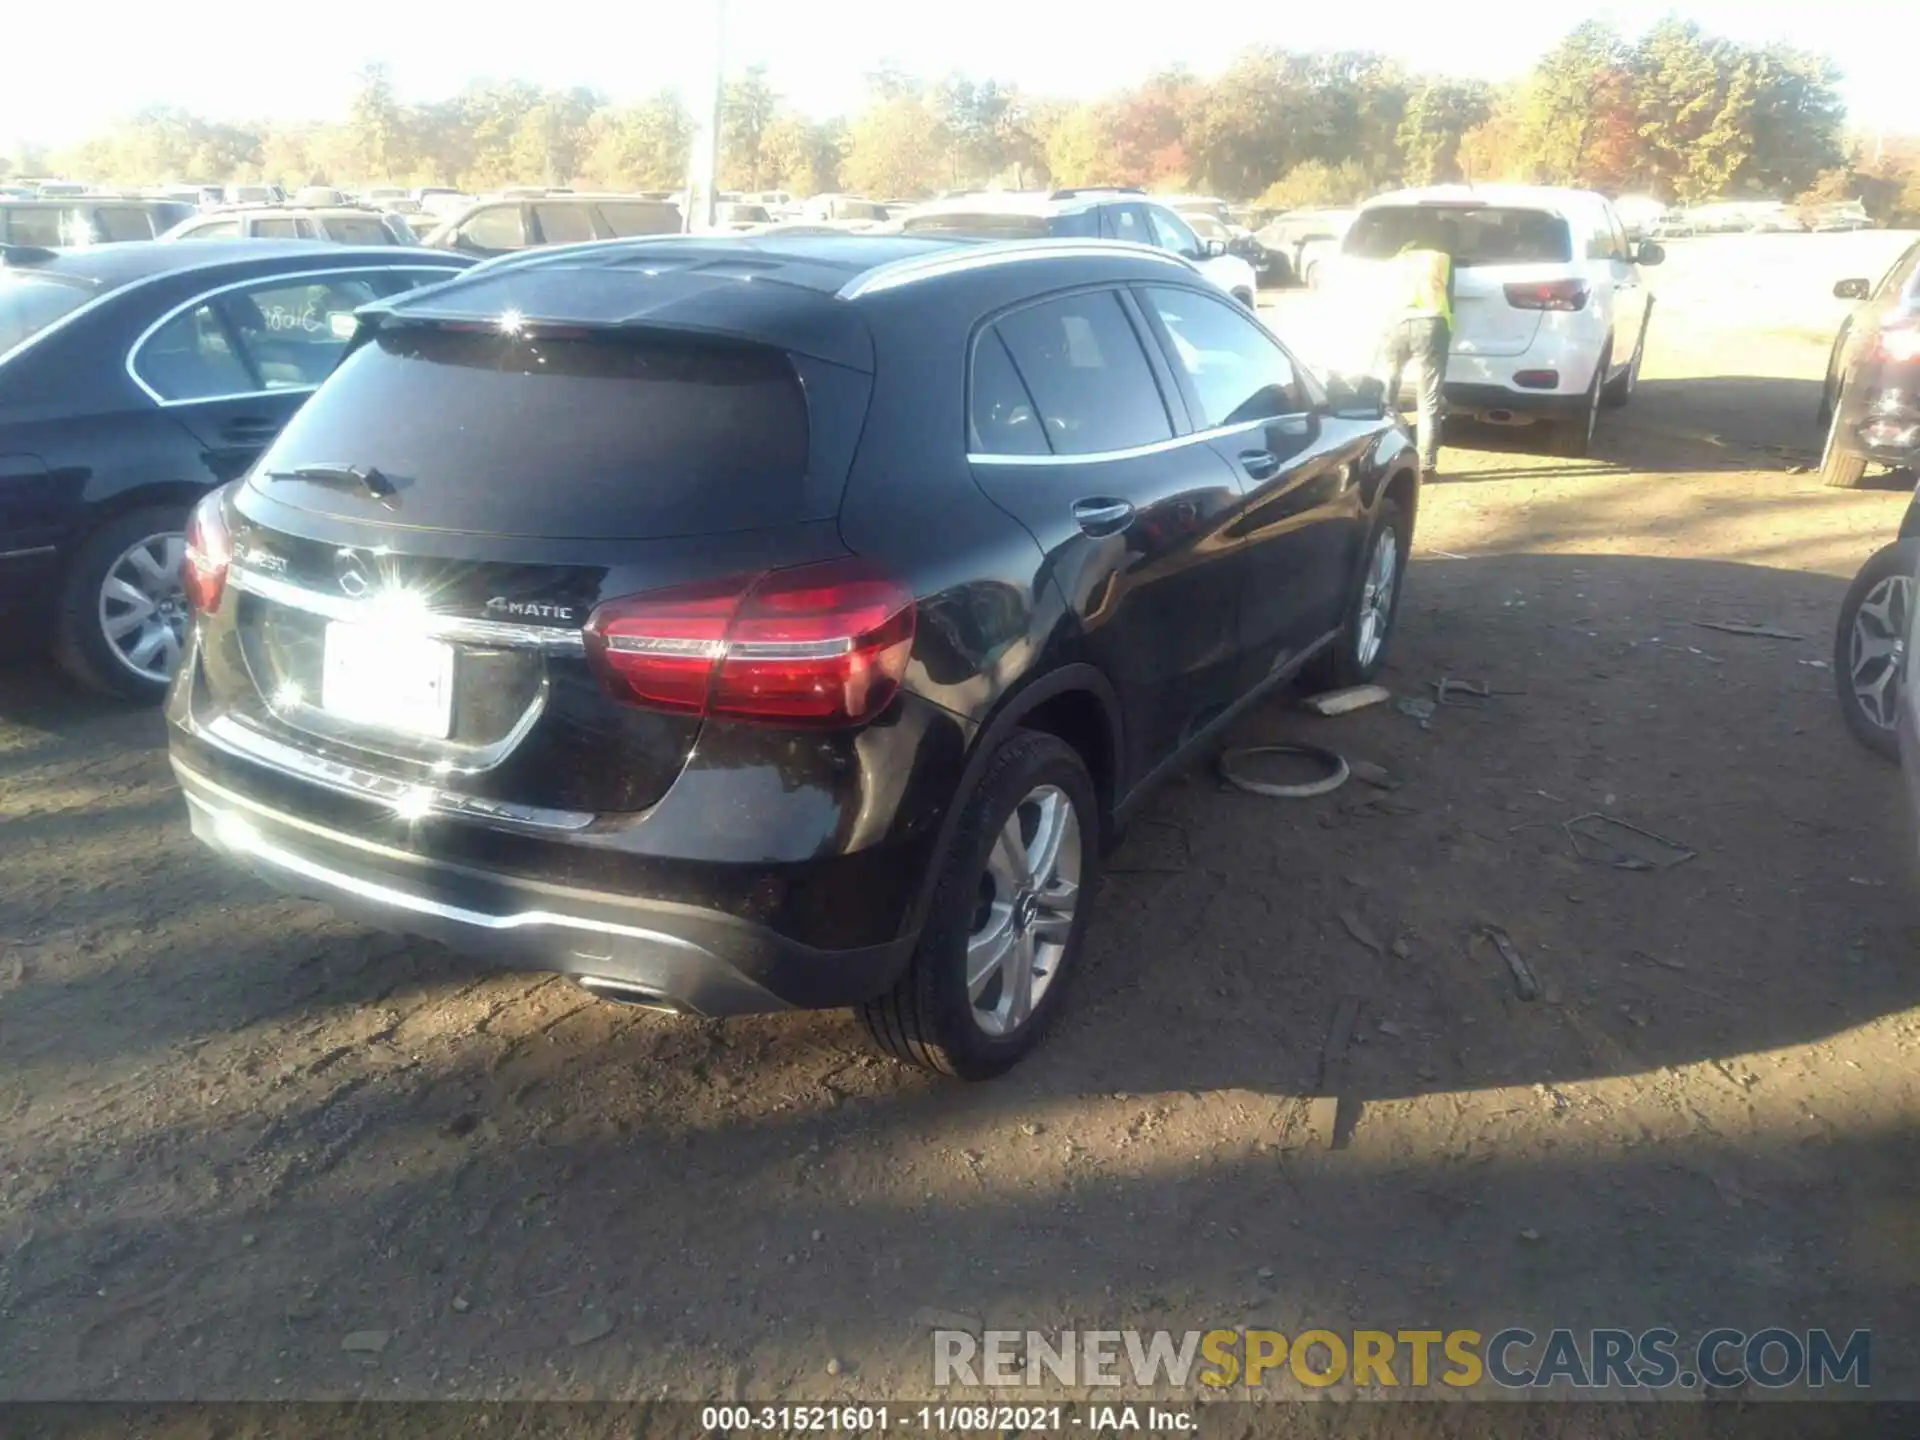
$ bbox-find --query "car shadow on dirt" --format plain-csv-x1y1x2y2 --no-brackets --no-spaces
2,551,1914,1100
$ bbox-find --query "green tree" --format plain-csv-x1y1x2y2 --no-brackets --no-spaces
1254,159,1371,210
720,66,780,189
1742,46,1846,196
510,87,601,187
842,93,948,197
343,63,411,183
1397,79,1492,184
1518,22,1629,185
577,92,692,190
758,114,843,195
1631,20,1751,201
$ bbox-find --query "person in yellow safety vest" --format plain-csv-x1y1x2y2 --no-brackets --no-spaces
1375,226,1456,478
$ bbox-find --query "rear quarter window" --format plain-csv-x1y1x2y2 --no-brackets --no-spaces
321,216,395,245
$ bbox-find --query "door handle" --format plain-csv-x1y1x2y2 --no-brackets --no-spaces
1239,450,1281,480
1071,498,1135,536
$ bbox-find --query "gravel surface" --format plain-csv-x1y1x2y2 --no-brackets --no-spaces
2,252,1918,1408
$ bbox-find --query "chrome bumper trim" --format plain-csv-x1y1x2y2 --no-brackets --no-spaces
198,713,594,832
175,767,705,954
227,564,586,653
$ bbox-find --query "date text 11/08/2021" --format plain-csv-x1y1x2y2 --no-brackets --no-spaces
700,1406,1194,1431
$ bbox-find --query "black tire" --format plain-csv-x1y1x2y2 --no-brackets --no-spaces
1833,538,1917,763
1550,345,1608,457
1232,288,1256,310
1601,308,1649,408
52,503,192,703
1304,492,1411,690
1819,406,1869,490
859,730,1101,1080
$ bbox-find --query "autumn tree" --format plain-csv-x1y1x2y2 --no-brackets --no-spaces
576,93,693,191
1397,80,1492,184
720,66,780,189
842,92,948,198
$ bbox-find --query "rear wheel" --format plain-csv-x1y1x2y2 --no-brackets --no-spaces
1819,405,1869,489
859,731,1099,1080
52,504,192,703
1834,539,1917,761
1550,345,1608,458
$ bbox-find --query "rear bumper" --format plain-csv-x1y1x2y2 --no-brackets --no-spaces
172,755,917,1016
1440,382,1591,421
1837,382,1920,469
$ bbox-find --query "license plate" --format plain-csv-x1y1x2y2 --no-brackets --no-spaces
321,622,455,738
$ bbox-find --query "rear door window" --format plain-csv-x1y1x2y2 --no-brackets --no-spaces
1346,205,1572,266
91,206,159,241
533,203,597,244
1141,285,1304,425
219,275,386,388
458,205,528,250
969,329,1049,456
1145,206,1203,260
1103,204,1152,248
253,218,301,239
321,215,394,245
133,304,256,401
193,219,244,239
595,202,682,237
992,289,1172,456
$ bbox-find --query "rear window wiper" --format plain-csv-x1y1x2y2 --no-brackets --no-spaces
263,463,396,500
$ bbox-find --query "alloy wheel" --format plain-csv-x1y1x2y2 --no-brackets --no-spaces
98,531,188,684
1355,524,1399,669
966,784,1082,1038
1849,573,1912,732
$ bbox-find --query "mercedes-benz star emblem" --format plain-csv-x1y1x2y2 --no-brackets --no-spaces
335,548,373,599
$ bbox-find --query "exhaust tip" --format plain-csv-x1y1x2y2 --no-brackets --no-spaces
575,975,686,1014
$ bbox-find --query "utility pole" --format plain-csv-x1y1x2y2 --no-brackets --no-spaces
685,0,726,232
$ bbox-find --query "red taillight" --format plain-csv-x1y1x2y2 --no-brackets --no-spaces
584,558,916,726
182,489,231,613
1503,279,1590,312
1878,324,1920,364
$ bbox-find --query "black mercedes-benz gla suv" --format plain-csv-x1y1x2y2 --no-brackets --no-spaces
166,232,1418,1078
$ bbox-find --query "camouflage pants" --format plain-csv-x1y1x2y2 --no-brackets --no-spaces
1379,317,1450,471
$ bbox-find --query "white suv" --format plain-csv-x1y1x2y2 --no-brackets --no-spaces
1328,185,1663,455
899,189,1260,307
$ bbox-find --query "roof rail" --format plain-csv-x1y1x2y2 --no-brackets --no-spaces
1048,186,1145,200
837,238,1193,300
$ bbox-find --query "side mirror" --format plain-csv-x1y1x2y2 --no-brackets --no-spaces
1326,372,1386,418
1834,277,1871,300
1204,238,1227,259
1633,240,1666,267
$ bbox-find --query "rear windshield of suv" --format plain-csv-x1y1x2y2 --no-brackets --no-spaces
1345,205,1573,266
253,328,813,538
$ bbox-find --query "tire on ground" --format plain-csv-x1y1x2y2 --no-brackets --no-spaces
1832,537,1918,763
859,729,1101,1080
1303,490,1411,692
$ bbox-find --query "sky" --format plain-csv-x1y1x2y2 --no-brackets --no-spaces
4,0,1911,150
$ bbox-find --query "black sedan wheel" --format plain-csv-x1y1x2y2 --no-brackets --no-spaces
53,504,191,702
1833,538,1917,761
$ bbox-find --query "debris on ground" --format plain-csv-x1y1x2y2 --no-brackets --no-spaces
1564,812,1696,871
1301,684,1392,717
1480,926,1539,1001
340,1330,390,1354
1347,759,1402,790
1390,936,1413,960
1339,909,1385,955
1377,1019,1408,1037
1395,696,1437,727
566,1312,616,1347
1432,677,1492,708
1341,795,1420,819
1219,744,1350,799
1318,996,1362,1089
1693,620,1808,641
1799,659,1831,669
1632,948,1686,972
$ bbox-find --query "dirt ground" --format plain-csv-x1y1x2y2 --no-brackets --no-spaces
3,245,1920,1411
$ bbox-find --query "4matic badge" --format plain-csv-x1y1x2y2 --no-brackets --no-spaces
486,597,575,621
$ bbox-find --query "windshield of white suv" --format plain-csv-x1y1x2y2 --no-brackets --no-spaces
1345,205,1573,266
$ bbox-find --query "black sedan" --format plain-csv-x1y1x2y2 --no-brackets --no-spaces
166,232,1416,1078
0,240,470,699
1820,238,1920,488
